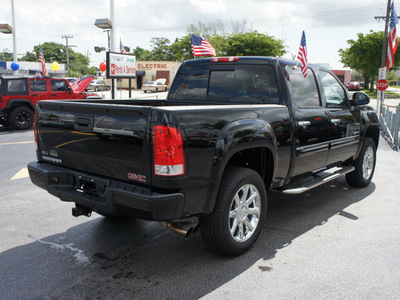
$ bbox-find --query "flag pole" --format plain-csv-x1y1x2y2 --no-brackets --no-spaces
378,0,392,121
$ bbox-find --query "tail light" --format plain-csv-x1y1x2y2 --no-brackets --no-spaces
153,125,185,176
34,113,38,151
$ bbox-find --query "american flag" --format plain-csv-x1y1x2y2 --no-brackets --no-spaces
191,34,216,57
297,31,308,77
387,2,399,69
120,38,127,54
39,45,48,76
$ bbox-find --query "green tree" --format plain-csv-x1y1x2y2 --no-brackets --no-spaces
171,35,193,61
338,30,400,90
131,46,152,61
20,42,91,76
148,37,176,61
218,31,286,57
0,49,13,61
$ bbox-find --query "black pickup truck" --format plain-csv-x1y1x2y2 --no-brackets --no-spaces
28,57,379,256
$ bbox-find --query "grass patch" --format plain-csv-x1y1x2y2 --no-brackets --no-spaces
359,88,400,99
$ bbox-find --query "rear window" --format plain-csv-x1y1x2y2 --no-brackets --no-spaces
169,64,280,104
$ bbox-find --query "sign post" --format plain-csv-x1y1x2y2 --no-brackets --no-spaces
106,52,136,99
377,67,387,122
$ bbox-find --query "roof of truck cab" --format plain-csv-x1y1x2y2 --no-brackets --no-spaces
180,56,328,73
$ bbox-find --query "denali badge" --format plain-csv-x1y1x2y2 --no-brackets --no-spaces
128,173,146,183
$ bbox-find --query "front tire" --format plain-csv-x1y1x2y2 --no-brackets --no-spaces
9,106,34,130
200,167,267,256
346,137,376,187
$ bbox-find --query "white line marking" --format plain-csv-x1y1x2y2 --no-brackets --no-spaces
11,168,29,180
0,141,35,146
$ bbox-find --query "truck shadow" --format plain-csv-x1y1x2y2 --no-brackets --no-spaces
0,177,375,299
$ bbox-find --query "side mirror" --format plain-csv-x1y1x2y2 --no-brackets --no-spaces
351,91,370,106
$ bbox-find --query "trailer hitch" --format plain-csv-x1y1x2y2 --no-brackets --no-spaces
72,204,92,217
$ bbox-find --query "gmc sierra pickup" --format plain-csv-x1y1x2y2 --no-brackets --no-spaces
28,57,379,256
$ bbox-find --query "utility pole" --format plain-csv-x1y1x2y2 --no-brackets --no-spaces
374,0,392,68
374,0,392,121
62,35,73,71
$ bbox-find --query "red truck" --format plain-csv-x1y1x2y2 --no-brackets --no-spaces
0,75,99,130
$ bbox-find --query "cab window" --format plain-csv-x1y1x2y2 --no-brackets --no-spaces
319,70,348,108
208,65,280,104
30,80,47,92
288,67,321,108
51,80,69,92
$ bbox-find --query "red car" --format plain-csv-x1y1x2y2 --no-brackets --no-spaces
347,80,361,91
0,75,98,130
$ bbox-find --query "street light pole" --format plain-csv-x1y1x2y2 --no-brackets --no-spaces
110,0,117,99
11,0,17,64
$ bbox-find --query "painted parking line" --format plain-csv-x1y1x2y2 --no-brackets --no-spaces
0,141,35,146
11,168,29,180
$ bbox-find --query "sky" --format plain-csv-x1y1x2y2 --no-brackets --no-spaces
0,0,394,70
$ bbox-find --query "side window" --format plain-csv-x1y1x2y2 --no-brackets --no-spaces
7,79,27,93
30,80,47,92
288,67,320,107
319,70,347,108
51,80,69,92
169,65,209,100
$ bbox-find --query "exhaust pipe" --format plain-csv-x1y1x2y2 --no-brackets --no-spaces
159,221,199,237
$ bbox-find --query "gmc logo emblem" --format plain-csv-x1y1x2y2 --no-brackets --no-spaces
128,173,146,183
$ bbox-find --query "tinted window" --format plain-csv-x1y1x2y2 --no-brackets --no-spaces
213,65,279,104
288,67,320,107
170,65,209,100
170,64,279,104
51,80,69,92
319,70,347,108
7,79,27,93
30,80,47,91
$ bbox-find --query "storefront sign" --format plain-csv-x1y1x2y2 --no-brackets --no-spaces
106,52,136,78
137,63,168,69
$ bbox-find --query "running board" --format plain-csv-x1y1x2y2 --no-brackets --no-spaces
278,166,355,194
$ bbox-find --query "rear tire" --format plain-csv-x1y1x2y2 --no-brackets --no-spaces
200,167,267,256
9,106,34,130
346,137,376,187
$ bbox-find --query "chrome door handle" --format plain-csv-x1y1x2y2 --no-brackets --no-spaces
298,121,311,127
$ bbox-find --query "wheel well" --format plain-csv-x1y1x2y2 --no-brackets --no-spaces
224,147,274,190
365,125,380,148
9,101,34,112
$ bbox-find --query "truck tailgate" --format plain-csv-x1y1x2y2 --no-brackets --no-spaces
36,100,152,185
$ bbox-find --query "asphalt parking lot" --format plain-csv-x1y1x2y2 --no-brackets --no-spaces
0,94,400,299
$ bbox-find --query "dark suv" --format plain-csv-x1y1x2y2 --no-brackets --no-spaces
0,75,98,130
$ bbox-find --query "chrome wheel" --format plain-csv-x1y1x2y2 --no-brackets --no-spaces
362,145,374,180
229,183,261,243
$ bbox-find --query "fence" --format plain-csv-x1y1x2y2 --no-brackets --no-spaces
380,104,400,151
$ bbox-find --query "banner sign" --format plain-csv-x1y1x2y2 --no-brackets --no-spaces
106,52,136,78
